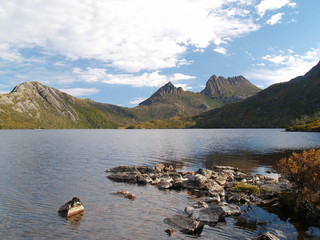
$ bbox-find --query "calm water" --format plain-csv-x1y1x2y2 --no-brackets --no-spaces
0,129,320,240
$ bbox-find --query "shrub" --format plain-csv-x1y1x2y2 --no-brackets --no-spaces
277,149,320,192
277,149,320,223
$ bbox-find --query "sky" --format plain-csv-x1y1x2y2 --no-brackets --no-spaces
0,0,319,107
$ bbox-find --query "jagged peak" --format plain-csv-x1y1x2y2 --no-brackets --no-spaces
201,75,260,97
154,82,184,96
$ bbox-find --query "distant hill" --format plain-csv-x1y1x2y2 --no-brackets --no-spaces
194,61,320,128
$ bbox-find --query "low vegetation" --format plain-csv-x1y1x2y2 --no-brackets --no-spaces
233,182,263,196
286,112,320,132
123,116,196,129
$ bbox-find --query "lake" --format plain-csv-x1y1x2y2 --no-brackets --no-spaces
0,129,320,239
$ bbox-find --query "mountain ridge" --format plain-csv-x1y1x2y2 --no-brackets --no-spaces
0,74,261,129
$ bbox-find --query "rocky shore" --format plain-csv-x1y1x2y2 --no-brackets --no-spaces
106,164,295,239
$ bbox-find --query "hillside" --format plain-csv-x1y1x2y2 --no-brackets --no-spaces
0,82,137,129
194,61,320,128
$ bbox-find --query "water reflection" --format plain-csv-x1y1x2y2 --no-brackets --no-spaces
65,213,83,229
203,150,300,174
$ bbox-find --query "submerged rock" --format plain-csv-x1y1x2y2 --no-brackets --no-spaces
58,197,84,218
112,190,136,200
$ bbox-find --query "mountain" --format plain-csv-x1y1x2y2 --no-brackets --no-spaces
201,75,261,102
0,74,261,129
135,76,260,121
0,81,137,129
135,82,223,120
194,61,320,128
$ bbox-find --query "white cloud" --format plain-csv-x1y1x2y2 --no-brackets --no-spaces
266,13,284,25
247,48,320,85
0,43,23,62
256,0,296,17
214,47,228,55
175,83,193,91
72,67,196,88
0,0,262,72
129,97,148,105
58,87,100,97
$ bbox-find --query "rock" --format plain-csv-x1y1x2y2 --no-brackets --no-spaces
137,174,152,185
107,172,141,183
180,171,195,178
112,190,136,200
58,197,84,218
106,165,140,173
226,191,251,204
202,195,221,204
258,198,278,207
165,228,176,236
189,207,225,225
158,178,173,189
163,215,204,235
218,204,241,216
155,163,165,172
196,169,215,179
164,165,175,172
254,232,280,240
192,201,209,209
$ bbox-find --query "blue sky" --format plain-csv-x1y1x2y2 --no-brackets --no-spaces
0,0,319,107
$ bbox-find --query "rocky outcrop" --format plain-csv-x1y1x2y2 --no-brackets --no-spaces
201,75,260,98
58,197,84,218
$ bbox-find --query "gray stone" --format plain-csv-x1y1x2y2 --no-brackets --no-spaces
106,165,140,173
218,204,241,216
107,172,140,183
189,207,225,225
158,178,173,189
163,215,204,234
137,174,153,184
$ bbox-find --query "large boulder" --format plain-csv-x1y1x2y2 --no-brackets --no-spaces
163,215,204,235
187,207,225,225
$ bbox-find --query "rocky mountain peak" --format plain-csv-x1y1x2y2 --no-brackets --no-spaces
8,81,78,121
201,75,260,97
155,82,184,96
